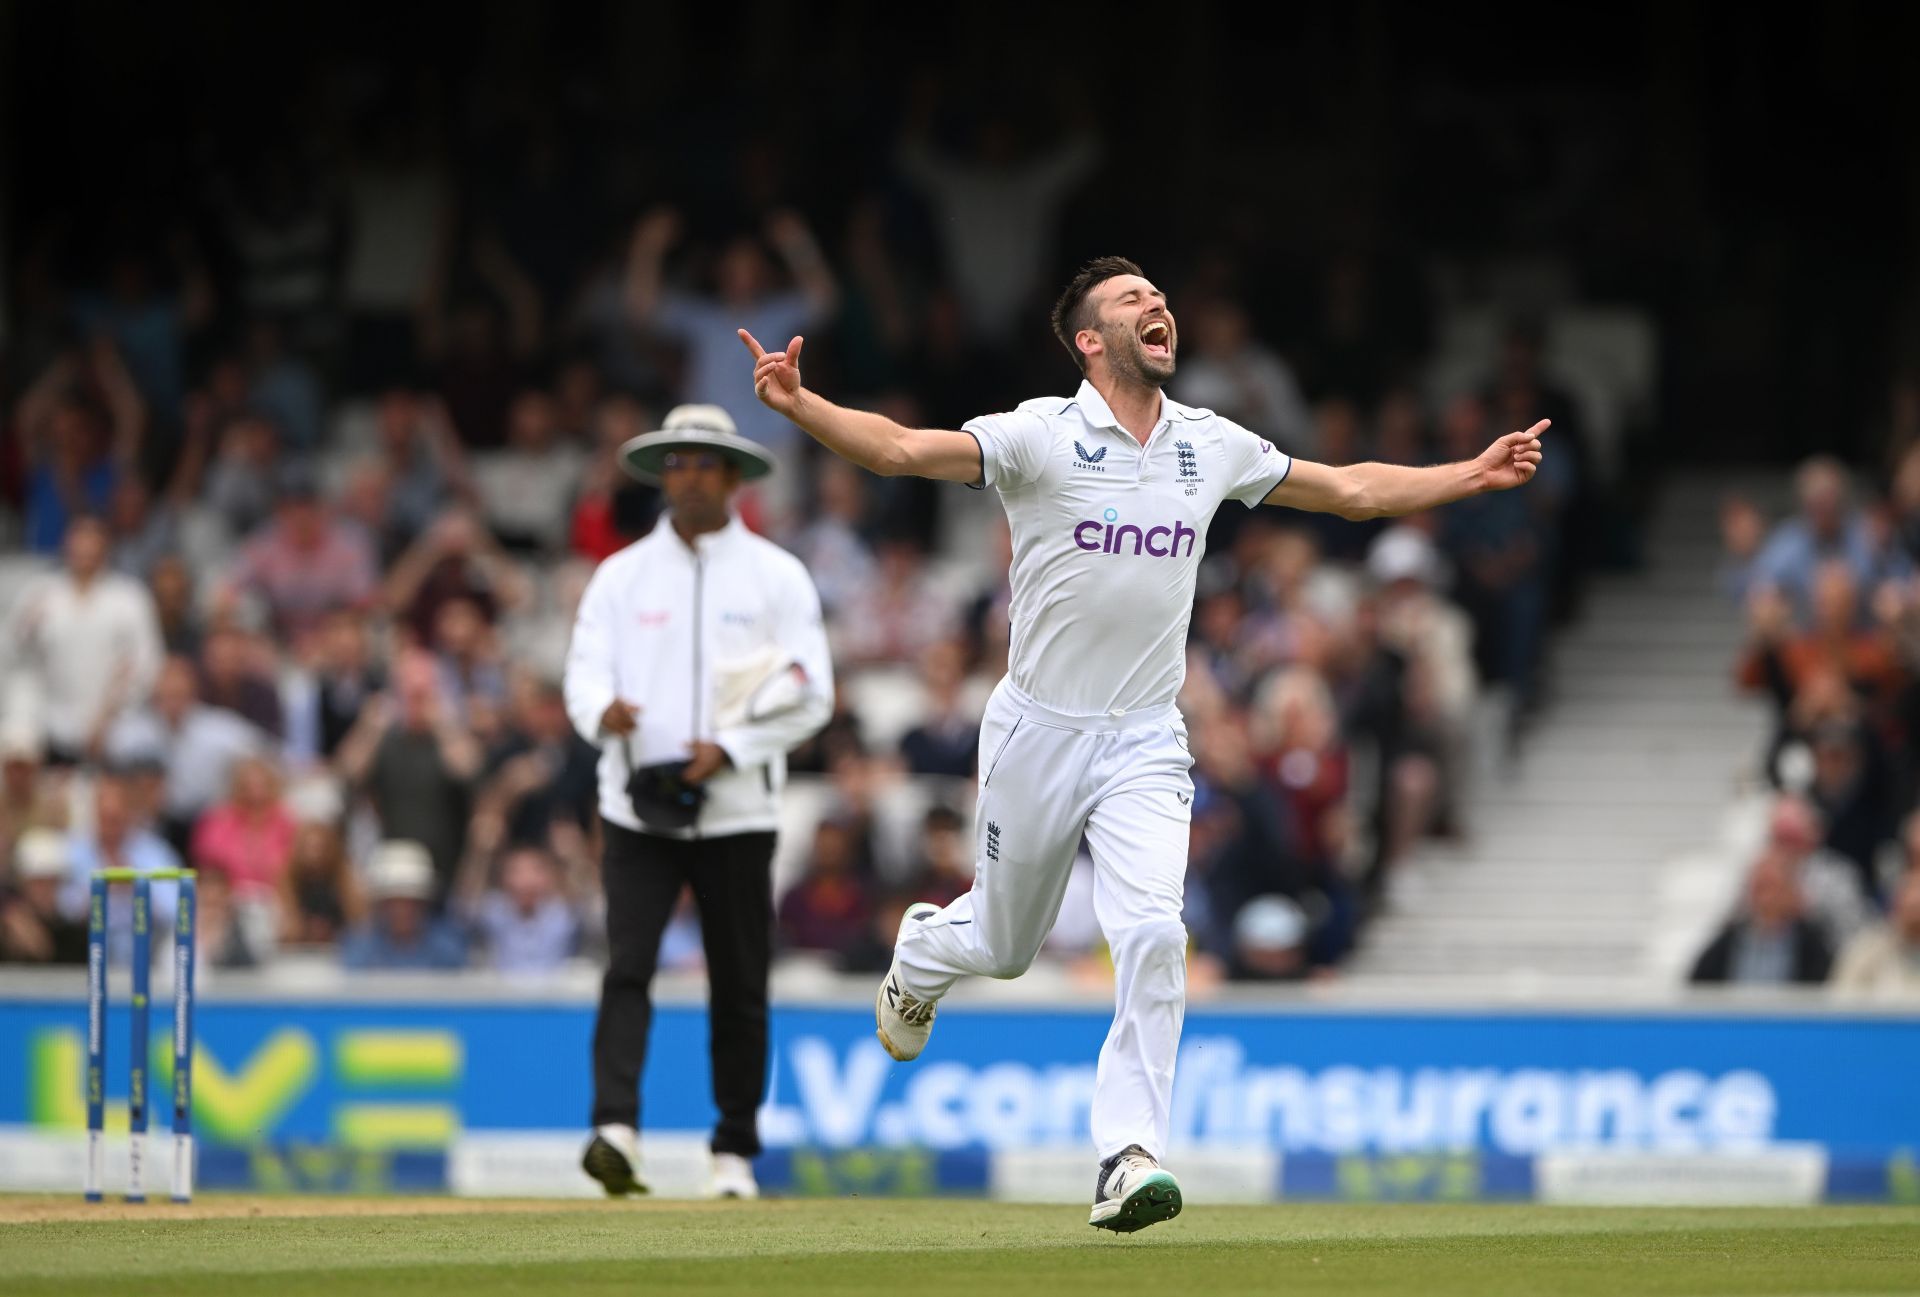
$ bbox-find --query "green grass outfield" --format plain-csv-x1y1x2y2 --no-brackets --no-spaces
4,1197,1919,1296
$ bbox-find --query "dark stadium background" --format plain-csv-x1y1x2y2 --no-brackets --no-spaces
7,1,1918,462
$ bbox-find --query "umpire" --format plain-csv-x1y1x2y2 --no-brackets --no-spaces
565,404,833,1200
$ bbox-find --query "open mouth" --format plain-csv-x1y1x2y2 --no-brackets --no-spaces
1140,319,1172,360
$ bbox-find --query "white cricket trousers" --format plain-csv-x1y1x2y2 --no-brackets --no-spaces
896,678,1195,1162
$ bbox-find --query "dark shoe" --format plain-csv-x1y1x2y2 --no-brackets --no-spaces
582,1128,649,1197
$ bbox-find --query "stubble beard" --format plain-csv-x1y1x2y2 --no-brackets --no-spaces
1098,323,1176,389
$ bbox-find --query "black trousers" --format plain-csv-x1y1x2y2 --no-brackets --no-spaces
590,820,776,1157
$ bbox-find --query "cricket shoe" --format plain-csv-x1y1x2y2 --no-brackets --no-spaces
875,902,941,1061
709,1152,759,1199
1089,1145,1182,1233
581,1124,649,1197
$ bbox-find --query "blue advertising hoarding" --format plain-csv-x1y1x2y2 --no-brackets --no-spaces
2,990,1914,1196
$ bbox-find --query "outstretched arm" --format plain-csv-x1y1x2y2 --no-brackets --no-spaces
1266,420,1547,520
738,330,981,482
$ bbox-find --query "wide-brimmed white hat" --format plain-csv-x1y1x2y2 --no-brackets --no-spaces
1366,525,1448,589
1234,894,1309,952
617,404,778,485
13,829,67,882
0,716,45,763
366,840,436,901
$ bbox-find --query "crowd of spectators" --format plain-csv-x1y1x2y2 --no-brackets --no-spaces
1699,430,1920,1000
0,68,1603,987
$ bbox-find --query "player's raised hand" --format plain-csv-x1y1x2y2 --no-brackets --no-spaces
738,330,806,417
1478,419,1548,491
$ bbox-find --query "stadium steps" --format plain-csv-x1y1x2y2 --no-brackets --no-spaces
1343,470,1772,990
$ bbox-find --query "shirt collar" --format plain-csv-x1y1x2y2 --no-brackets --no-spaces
1074,379,1122,431
651,512,748,554
1074,380,1176,440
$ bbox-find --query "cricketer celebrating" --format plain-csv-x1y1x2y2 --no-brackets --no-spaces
739,256,1545,1232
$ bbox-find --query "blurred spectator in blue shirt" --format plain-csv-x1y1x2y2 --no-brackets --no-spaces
13,344,144,554
1739,457,1911,621
341,839,468,971
1689,848,1833,986
623,207,838,464
461,842,581,975
108,654,268,852
60,772,183,958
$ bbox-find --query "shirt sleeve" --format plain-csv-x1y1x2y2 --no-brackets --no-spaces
961,409,1052,492
1219,416,1293,508
562,562,620,745
713,560,835,770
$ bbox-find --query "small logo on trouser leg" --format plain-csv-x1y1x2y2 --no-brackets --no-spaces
986,821,1001,862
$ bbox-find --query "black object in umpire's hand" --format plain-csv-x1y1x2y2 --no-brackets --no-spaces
625,759,707,831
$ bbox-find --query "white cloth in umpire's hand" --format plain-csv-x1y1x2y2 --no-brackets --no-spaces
713,645,809,729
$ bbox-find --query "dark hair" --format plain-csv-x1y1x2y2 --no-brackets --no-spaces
1050,256,1145,372
923,804,965,833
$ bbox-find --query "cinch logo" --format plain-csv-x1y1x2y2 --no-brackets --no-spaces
1073,508,1197,558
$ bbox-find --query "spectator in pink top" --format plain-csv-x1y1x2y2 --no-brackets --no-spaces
190,754,296,900
224,464,378,643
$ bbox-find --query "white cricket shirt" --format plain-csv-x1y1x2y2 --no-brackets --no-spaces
563,515,834,838
965,379,1291,717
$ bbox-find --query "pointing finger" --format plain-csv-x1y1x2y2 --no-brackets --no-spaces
1523,419,1550,438
738,329,767,359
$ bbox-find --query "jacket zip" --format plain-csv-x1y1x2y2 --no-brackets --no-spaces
690,546,705,840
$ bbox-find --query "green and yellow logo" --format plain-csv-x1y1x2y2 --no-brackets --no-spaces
29,1027,462,1149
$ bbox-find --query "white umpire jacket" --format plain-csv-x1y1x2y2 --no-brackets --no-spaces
563,515,834,840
